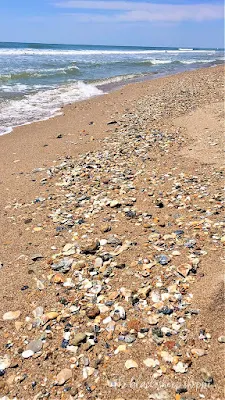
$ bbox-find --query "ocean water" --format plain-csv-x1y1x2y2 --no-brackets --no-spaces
0,42,224,135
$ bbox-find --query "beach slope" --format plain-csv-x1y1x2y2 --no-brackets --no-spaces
0,66,224,399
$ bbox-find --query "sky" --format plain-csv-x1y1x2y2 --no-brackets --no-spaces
0,0,224,48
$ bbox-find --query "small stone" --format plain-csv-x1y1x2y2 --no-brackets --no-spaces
110,200,121,208
22,350,34,359
94,257,103,268
56,368,72,385
15,321,23,331
124,334,136,344
148,315,160,325
63,278,75,288
36,279,45,290
24,217,32,224
112,306,126,321
177,264,192,277
143,358,159,368
125,359,138,369
83,366,96,379
63,243,75,255
44,312,59,321
100,224,111,233
107,120,117,125
73,333,87,346
155,201,164,208
31,254,44,261
100,238,107,246
156,255,170,265
184,239,196,248
0,355,11,370
159,306,173,315
160,351,174,363
52,273,65,284
86,306,100,319
27,340,43,353
138,285,151,299
176,387,187,394
173,362,188,374
81,240,100,254
172,250,181,256
200,369,213,384
152,327,163,338
3,311,21,321
52,258,73,273
191,348,205,357
33,306,44,318
107,235,122,247
127,319,140,331
114,345,127,354
218,335,225,343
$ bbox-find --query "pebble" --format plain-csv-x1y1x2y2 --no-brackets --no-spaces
156,255,170,265
112,306,126,321
33,306,44,318
124,333,136,344
200,368,214,384
143,358,159,368
173,362,188,373
56,368,72,385
191,348,206,357
52,258,73,273
110,200,121,208
148,315,160,325
81,240,100,254
125,359,138,369
22,350,34,359
94,257,103,268
27,339,43,353
31,254,44,261
3,311,21,321
44,312,59,322
73,333,87,346
86,306,100,319
0,355,11,370
218,335,225,343
177,264,192,277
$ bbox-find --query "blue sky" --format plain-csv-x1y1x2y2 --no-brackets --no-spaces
0,1,224,47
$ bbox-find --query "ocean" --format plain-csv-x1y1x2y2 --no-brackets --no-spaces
0,42,224,135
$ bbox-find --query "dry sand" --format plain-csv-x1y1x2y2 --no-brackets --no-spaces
0,66,224,400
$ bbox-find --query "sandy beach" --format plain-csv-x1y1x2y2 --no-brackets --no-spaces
0,65,224,399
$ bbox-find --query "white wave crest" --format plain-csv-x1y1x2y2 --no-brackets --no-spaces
0,48,217,56
93,73,145,86
0,81,102,135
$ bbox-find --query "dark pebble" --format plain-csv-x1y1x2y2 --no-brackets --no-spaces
61,339,69,348
21,285,29,291
176,387,187,394
159,306,174,315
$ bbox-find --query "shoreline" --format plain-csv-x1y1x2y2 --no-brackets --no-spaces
0,65,224,219
0,65,224,399
1,63,224,137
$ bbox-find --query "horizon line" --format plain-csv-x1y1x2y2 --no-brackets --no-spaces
0,40,224,50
